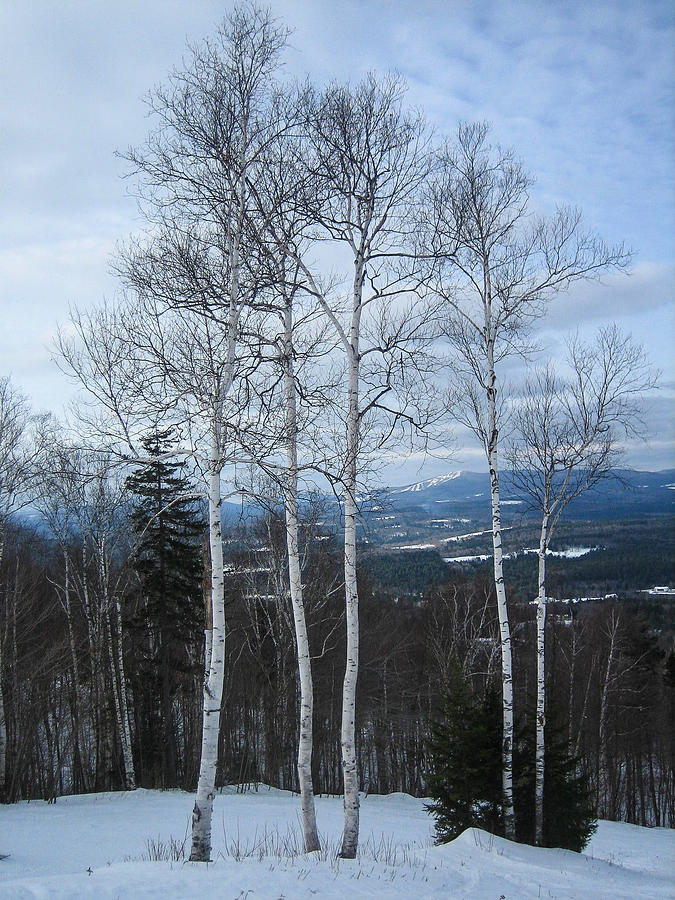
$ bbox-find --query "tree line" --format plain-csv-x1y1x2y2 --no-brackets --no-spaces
0,490,671,830
0,2,663,861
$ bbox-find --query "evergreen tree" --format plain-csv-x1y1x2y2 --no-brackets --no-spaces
426,670,596,851
126,429,205,788
425,669,502,842
514,724,597,851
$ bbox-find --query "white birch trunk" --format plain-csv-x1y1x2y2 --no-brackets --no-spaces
99,544,135,791
204,593,213,683
534,512,549,845
113,594,135,790
598,612,619,815
485,333,515,839
190,454,226,861
283,300,320,852
102,596,135,790
63,550,90,791
189,118,243,858
340,329,360,859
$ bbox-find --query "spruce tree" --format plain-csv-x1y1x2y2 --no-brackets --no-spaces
425,668,503,842
425,670,596,851
514,723,597,851
126,429,204,788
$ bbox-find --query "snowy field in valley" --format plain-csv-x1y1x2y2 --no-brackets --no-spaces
1,786,673,899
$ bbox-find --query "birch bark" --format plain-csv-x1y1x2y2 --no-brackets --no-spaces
340,336,361,858
188,59,248,855
190,452,226,861
534,512,550,845
487,431,515,837
485,324,515,839
203,591,213,689
100,547,136,791
113,594,135,790
282,299,320,852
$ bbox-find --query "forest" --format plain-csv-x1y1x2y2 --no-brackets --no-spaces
0,1,671,867
0,495,672,827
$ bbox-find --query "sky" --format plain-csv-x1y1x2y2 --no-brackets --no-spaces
1,0,673,483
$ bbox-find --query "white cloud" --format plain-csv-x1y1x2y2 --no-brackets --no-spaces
0,0,672,471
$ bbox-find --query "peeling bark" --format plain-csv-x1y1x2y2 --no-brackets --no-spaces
283,300,320,852
488,441,515,839
534,512,549,845
340,320,361,859
486,330,515,839
113,594,135,791
190,458,226,862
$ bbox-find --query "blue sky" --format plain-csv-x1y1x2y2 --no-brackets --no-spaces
0,0,672,480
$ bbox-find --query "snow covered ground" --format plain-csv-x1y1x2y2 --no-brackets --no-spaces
1,786,672,899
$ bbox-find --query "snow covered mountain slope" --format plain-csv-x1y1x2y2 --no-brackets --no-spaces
391,471,463,493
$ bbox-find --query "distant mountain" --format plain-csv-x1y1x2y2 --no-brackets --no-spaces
388,470,489,510
221,468,675,528
381,468,675,521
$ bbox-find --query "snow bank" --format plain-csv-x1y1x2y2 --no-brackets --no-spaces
1,787,672,899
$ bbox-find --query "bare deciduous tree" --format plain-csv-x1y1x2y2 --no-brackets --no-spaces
508,325,656,843
0,377,39,800
284,73,435,857
424,121,630,836
239,120,336,852
59,4,295,861
60,290,270,847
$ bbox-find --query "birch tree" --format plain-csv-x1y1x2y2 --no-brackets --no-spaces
59,4,293,860
240,115,339,852
508,325,655,843
284,74,434,857
61,288,269,844
424,122,629,837
34,434,94,793
278,288,322,851
234,267,327,852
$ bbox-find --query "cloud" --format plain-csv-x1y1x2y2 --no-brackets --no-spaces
543,262,674,326
0,0,672,474
0,236,118,412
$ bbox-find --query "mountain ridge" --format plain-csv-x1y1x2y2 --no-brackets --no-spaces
378,467,675,521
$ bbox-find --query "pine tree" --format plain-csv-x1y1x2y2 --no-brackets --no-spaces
126,429,204,788
425,669,503,843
